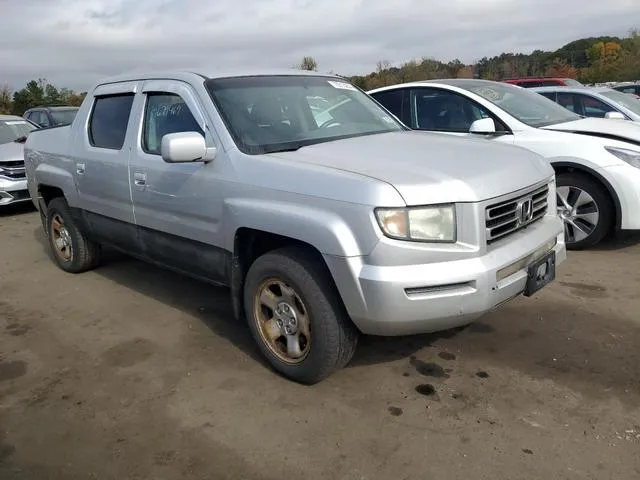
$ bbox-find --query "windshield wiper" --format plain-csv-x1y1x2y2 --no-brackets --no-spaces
14,136,27,144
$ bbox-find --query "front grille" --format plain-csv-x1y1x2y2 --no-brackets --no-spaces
0,160,26,179
485,184,549,243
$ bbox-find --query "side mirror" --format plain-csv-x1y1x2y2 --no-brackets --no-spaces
161,132,210,163
604,111,626,120
469,118,496,134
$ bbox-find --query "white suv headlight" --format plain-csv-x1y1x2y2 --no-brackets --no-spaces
375,205,456,242
605,146,640,168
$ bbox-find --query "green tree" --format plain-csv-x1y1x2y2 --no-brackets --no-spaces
298,56,318,71
0,84,12,114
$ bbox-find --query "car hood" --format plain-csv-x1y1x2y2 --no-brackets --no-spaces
269,131,552,205
542,117,640,146
0,141,25,162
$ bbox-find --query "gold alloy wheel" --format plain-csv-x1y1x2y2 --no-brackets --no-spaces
253,278,311,364
50,213,73,262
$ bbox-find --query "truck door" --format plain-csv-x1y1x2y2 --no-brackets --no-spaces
127,80,228,283
73,81,138,225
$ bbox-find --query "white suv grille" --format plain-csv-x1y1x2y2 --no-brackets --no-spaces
485,184,549,243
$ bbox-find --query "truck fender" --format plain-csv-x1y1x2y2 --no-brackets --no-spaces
34,163,79,207
223,198,365,257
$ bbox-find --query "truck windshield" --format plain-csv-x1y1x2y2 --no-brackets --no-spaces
0,119,37,145
461,81,582,127
205,75,405,154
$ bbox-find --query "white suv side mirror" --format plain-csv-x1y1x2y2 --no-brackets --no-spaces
469,118,496,134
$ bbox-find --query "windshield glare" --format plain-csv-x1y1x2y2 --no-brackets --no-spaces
205,75,404,154
0,119,36,145
465,82,581,127
50,109,78,125
601,91,640,116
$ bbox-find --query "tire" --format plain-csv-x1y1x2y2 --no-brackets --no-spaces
556,172,614,250
45,197,101,273
243,246,358,384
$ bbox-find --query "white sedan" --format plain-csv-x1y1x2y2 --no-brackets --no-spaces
368,79,640,249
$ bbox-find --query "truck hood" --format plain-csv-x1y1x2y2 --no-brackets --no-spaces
541,117,640,147
0,142,25,162
269,131,552,205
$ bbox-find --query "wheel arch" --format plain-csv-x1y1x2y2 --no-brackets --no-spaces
229,227,345,323
552,161,622,230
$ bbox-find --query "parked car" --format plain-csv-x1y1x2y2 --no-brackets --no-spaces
612,83,640,97
368,79,640,250
503,77,584,88
23,105,79,128
531,86,640,122
0,115,38,205
24,71,565,384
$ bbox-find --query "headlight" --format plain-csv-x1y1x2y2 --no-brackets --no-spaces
605,146,640,168
375,205,456,242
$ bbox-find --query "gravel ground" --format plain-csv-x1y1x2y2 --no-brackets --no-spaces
1,204,639,480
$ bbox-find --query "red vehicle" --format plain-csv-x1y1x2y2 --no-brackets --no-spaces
503,77,584,88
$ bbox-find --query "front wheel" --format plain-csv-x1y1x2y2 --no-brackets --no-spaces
556,173,613,250
243,246,358,384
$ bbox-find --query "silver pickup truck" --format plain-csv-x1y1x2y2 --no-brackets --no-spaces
24,70,566,384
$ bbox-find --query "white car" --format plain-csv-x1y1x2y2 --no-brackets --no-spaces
531,86,640,122
368,79,640,249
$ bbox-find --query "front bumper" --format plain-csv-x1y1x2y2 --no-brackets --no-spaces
599,164,640,230
0,177,30,206
324,216,566,336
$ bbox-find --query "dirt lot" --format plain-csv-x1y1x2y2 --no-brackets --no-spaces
1,204,639,480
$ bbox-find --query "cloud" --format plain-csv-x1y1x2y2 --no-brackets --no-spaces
1,0,638,91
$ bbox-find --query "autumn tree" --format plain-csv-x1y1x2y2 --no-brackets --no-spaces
545,58,578,78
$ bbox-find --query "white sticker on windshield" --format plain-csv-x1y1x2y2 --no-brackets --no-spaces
5,121,28,125
328,80,358,91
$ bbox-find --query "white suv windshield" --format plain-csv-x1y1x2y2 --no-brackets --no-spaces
0,119,36,144
460,81,582,127
205,75,404,154
601,91,640,116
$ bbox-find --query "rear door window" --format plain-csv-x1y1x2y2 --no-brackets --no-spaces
89,94,135,150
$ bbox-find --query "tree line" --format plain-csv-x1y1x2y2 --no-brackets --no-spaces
299,29,640,91
0,79,86,116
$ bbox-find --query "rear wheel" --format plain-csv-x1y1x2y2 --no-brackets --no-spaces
243,246,358,384
556,173,613,250
46,197,101,273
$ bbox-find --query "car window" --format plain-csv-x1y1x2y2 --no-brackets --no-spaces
142,93,204,155
460,81,581,127
50,109,78,126
580,95,612,118
89,94,135,150
0,119,37,144
539,92,557,102
556,93,579,113
370,89,405,123
38,112,50,127
408,88,495,132
518,82,542,88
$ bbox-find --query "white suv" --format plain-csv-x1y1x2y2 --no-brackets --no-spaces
369,79,640,249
